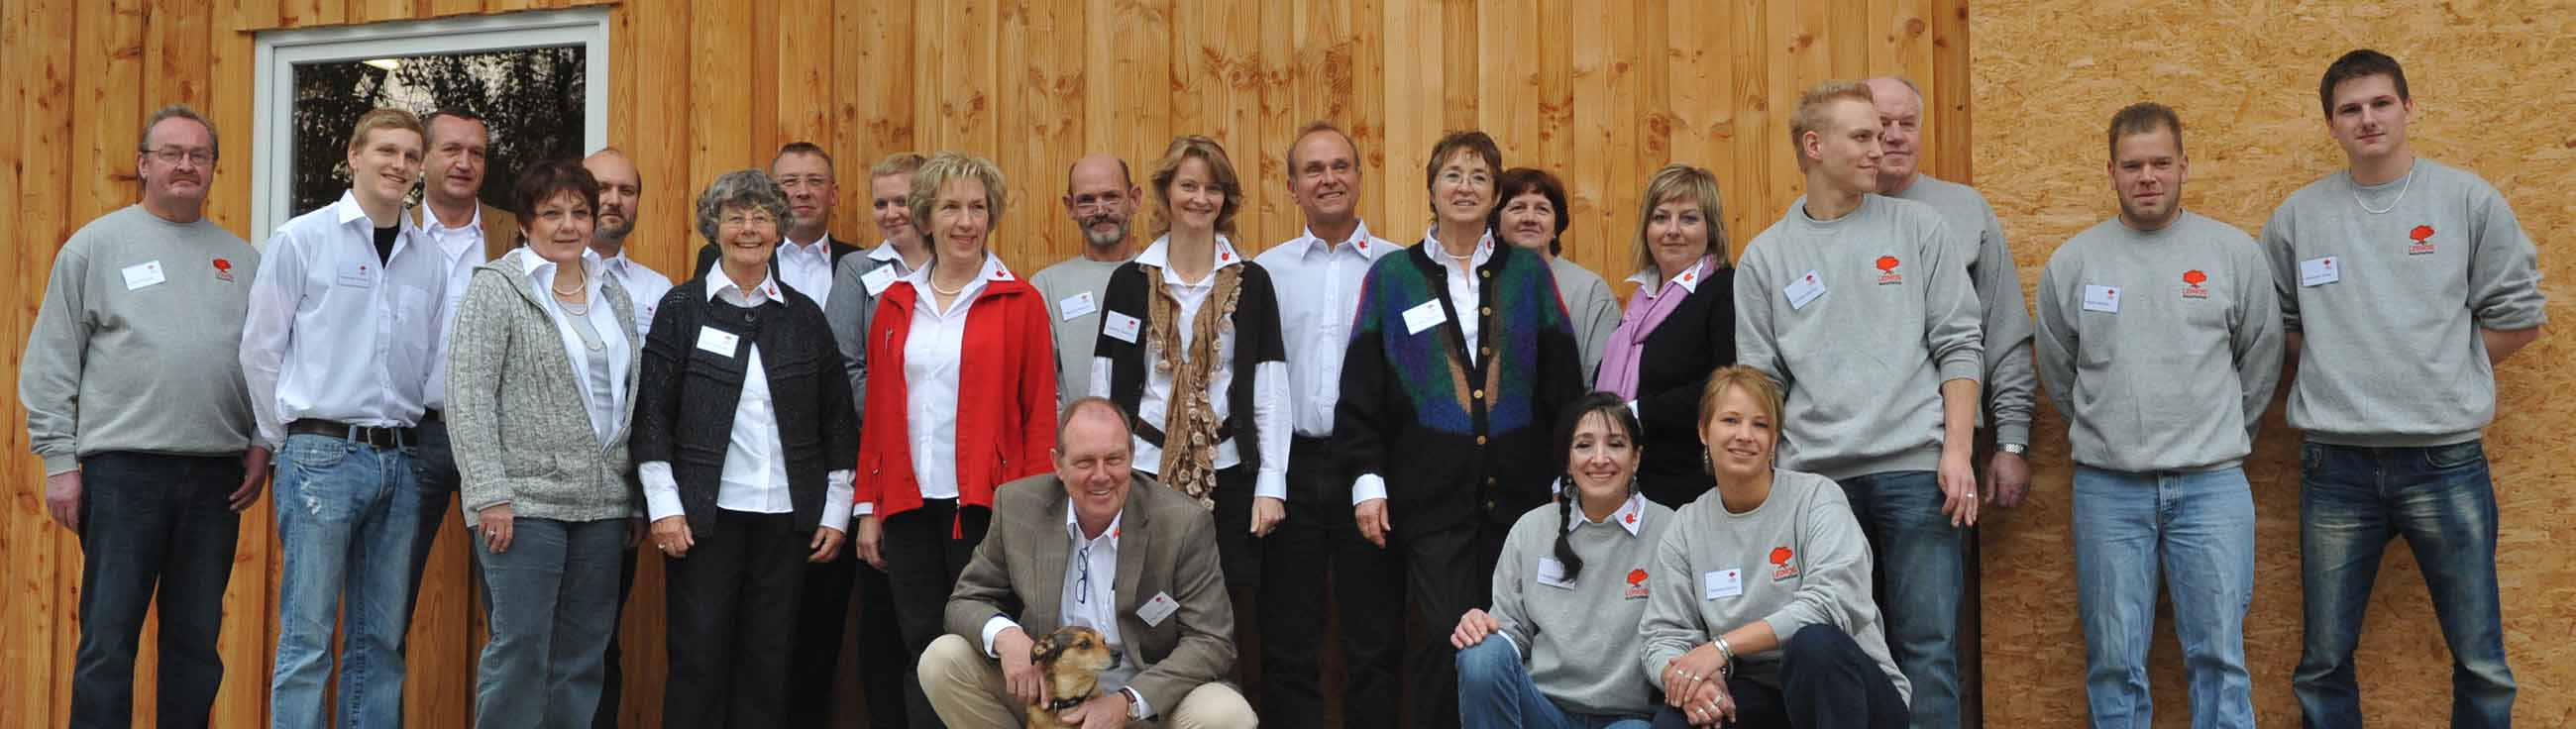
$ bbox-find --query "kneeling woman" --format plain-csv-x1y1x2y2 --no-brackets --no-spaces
1639,365,1908,729
1452,392,1669,728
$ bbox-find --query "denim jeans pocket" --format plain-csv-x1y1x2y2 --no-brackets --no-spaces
2425,440,2485,470
2299,442,2323,478
282,437,350,472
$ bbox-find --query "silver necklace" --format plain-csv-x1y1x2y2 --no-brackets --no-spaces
2351,161,2416,215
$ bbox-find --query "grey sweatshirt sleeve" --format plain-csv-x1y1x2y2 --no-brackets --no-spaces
2465,183,2549,331
2258,208,2303,334
444,270,518,513
826,256,871,418
1637,525,1702,691
22,243,93,474
2031,252,2079,424
1759,485,1871,644
1732,254,1787,390
1972,207,2037,445
1487,519,1539,659
1921,218,1986,384
1574,274,1622,380
2231,243,2286,438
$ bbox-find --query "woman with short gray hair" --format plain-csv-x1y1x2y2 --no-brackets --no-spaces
633,168,859,726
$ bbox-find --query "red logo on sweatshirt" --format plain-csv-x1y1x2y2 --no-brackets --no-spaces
2181,268,2208,299
1624,569,1650,599
1875,256,1902,285
212,257,235,282
2408,225,2436,256
1770,547,1799,580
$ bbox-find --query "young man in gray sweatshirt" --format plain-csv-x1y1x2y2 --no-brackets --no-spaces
21,105,267,728
2035,102,2281,729
2270,51,2547,729
1733,80,1985,729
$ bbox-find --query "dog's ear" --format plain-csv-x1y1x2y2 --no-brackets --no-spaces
1030,633,1063,663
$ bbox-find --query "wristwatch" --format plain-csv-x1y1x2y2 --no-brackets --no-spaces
1997,442,2027,456
1124,688,1145,720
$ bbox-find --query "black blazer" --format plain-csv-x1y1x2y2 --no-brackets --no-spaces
632,275,860,537
694,235,861,279
1628,266,1738,508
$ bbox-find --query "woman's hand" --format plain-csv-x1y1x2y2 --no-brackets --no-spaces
650,515,695,559
1662,643,1727,706
1250,496,1285,537
808,526,846,563
1449,608,1502,649
853,515,886,569
477,503,516,554
1681,678,1736,727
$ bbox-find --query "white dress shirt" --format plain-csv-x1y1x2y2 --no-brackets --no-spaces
777,234,837,306
241,190,448,449
422,204,492,412
519,249,633,443
639,268,855,531
1349,228,1495,506
858,254,1014,516
1089,236,1291,501
980,505,1152,718
600,249,675,338
1253,220,1400,438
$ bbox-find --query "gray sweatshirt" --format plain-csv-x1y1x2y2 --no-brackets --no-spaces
22,206,260,474
1735,195,1985,480
1893,175,2037,446
2036,213,2283,472
1637,469,1908,703
1031,255,1128,412
1486,493,1673,717
1551,256,1623,380
2260,159,2549,447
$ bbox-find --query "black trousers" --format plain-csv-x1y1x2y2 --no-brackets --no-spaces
1256,436,1405,729
853,560,914,728
1648,624,1909,729
786,532,856,726
663,509,807,728
882,498,992,728
1389,506,1504,729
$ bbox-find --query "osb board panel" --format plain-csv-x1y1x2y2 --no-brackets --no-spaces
1975,2,2576,727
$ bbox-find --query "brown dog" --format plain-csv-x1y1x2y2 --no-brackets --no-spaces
1026,625,1124,729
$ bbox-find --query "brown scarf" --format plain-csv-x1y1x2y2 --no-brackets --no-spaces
1141,262,1244,508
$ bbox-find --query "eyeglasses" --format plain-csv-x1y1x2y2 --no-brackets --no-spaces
147,147,216,166
719,212,778,229
1075,544,1093,604
1070,195,1127,214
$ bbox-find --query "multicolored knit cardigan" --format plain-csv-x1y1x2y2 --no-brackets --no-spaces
1333,240,1584,536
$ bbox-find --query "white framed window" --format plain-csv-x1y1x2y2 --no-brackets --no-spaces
251,8,609,240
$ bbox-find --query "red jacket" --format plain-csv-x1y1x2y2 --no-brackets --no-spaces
857,267,1058,526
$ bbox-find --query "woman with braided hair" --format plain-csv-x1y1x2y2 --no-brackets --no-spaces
1450,391,1669,728
1087,136,1290,647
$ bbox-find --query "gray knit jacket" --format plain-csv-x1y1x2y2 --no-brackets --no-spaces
446,248,642,521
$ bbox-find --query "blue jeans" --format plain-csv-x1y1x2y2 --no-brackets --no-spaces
268,434,425,729
69,452,243,729
1834,469,1963,729
2293,441,2514,728
1457,639,1652,729
475,517,624,729
2073,466,2256,729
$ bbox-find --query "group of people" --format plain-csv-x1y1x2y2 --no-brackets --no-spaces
23,47,2544,729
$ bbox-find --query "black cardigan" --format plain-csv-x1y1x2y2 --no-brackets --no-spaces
1626,266,1739,508
1092,261,1287,474
631,276,860,538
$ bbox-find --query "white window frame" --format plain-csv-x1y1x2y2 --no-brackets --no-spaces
251,8,609,240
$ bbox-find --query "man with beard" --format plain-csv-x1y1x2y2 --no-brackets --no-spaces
1031,154,1143,410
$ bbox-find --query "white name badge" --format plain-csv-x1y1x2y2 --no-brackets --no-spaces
1103,311,1142,344
1782,269,1826,310
121,260,166,290
2300,256,2341,287
2082,284,2121,314
1402,299,1448,335
1535,558,1577,589
1059,291,1099,321
860,265,899,296
335,259,376,288
1137,591,1181,627
1703,569,1744,600
695,327,741,357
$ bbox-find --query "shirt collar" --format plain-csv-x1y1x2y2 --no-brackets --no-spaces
1625,255,1715,294
1423,227,1494,268
705,265,783,303
782,233,829,257
901,252,1014,286
1563,491,1648,537
515,246,604,278
1064,500,1124,547
422,203,483,235
1300,219,1377,257
1134,235,1245,281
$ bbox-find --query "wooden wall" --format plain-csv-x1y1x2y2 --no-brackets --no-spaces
1973,1,2576,726
0,0,1976,727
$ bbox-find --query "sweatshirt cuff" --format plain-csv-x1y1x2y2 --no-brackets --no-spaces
640,462,684,521
1937,353,1985,386
42,453,78,476
1992,421,2031,449
1351,473,1388,506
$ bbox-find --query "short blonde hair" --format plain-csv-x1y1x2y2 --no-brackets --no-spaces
346,108,425,156
907,152,1011,247
1698,364,1785,439
1787,81,1875,170
870,152,926,179
1148,135,1244,238
1631,163,1729,274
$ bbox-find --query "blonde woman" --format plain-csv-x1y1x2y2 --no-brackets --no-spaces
1595,164,1736,508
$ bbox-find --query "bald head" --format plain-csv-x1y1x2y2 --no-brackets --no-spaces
1064,154,1140,249
1862,76,1926,192
585,148,642,248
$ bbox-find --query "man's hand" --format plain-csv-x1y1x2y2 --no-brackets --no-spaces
1058,692,1127,729
625,516,646,549
1985,451,2031,508
995,627,1044,705
230,446,271,512
46,470,82,534
650,516,695,559
1937,447,1980,527
807,526,845,563
1250,496,1285,537
1354,498,1391,548
478,503,516,554
1450,608,1501,649
853,515,887,569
